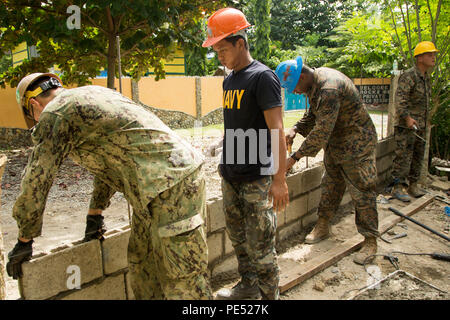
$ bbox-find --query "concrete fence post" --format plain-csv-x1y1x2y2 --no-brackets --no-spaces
387,74,401,137
131,79,140,103
195,77,202,120
0,155,7,300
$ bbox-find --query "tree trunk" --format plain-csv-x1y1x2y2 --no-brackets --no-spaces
107,34,116,89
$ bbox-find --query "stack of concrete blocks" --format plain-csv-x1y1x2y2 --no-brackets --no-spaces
15,137,395,300
375,137,395,185
0,156,7,300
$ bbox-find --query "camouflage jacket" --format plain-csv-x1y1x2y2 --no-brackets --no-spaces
13,86,203,239
395,66,430,129
294,67,377,162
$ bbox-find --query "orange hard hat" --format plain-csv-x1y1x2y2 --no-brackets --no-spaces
202,8,251,47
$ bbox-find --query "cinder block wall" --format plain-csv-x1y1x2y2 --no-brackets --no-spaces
15,138,395,300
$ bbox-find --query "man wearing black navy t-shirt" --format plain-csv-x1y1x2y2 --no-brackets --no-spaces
202,8,289,300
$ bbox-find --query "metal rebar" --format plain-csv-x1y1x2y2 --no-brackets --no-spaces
388,207,450,242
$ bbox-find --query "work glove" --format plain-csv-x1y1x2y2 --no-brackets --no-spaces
82,214,106,242
6,239,34,279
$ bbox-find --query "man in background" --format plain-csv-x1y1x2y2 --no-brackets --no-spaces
391,41,438,202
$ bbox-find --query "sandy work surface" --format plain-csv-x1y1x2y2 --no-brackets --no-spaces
212,196,449,300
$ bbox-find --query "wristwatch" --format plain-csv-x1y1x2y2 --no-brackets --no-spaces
290,151,300,162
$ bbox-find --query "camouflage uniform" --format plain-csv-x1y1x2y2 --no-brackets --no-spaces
294,68,379,238
392,66,430,185
222,176,279,299
12,86,211,300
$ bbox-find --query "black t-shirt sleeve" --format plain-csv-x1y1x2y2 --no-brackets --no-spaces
255,70,282,111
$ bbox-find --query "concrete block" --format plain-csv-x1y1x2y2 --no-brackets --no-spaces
286,171,303,199
302,211,319,229
102,228,130,275
301,165,324,193
61,274,126,300
376,155,393,175
20,240,103,300
277,220,303,242
207,232,223,264
307,188,322,212
276,206,286,227
207,198,226,233
224,232,234,256
376,137,395,159
285,194,308,223
125,272,135,300
212,255,238,278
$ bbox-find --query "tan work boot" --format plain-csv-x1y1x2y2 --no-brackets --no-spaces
392,184,411,202
353,237,377,265
408,182,425,198
305,217,330,244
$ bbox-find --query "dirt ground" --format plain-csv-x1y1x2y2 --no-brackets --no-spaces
212,191,450,300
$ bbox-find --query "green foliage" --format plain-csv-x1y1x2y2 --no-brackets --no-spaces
380,0,449,163
185,19,208,76
326,12,400,78
0,0,230,88
431,97,450,160
0,52,12,74
266,35,328,70
250,0,272,65
270,0,359,50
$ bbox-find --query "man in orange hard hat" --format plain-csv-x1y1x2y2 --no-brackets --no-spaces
391,41,439,202
204,7,289,300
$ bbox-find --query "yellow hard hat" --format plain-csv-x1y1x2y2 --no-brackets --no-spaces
413,41,439,57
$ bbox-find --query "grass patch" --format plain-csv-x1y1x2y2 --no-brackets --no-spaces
175,108,385,139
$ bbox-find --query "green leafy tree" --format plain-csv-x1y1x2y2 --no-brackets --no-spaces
382,0,449,170
327,11,400,78
270,0,360,50
0,51,12,73
0,0,230,88
252,0,271,65
185,19,208,76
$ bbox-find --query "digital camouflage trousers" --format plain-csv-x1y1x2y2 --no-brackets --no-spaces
128,168,212,300
318,150,380,238
392,126,425,186
222,176,279,300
